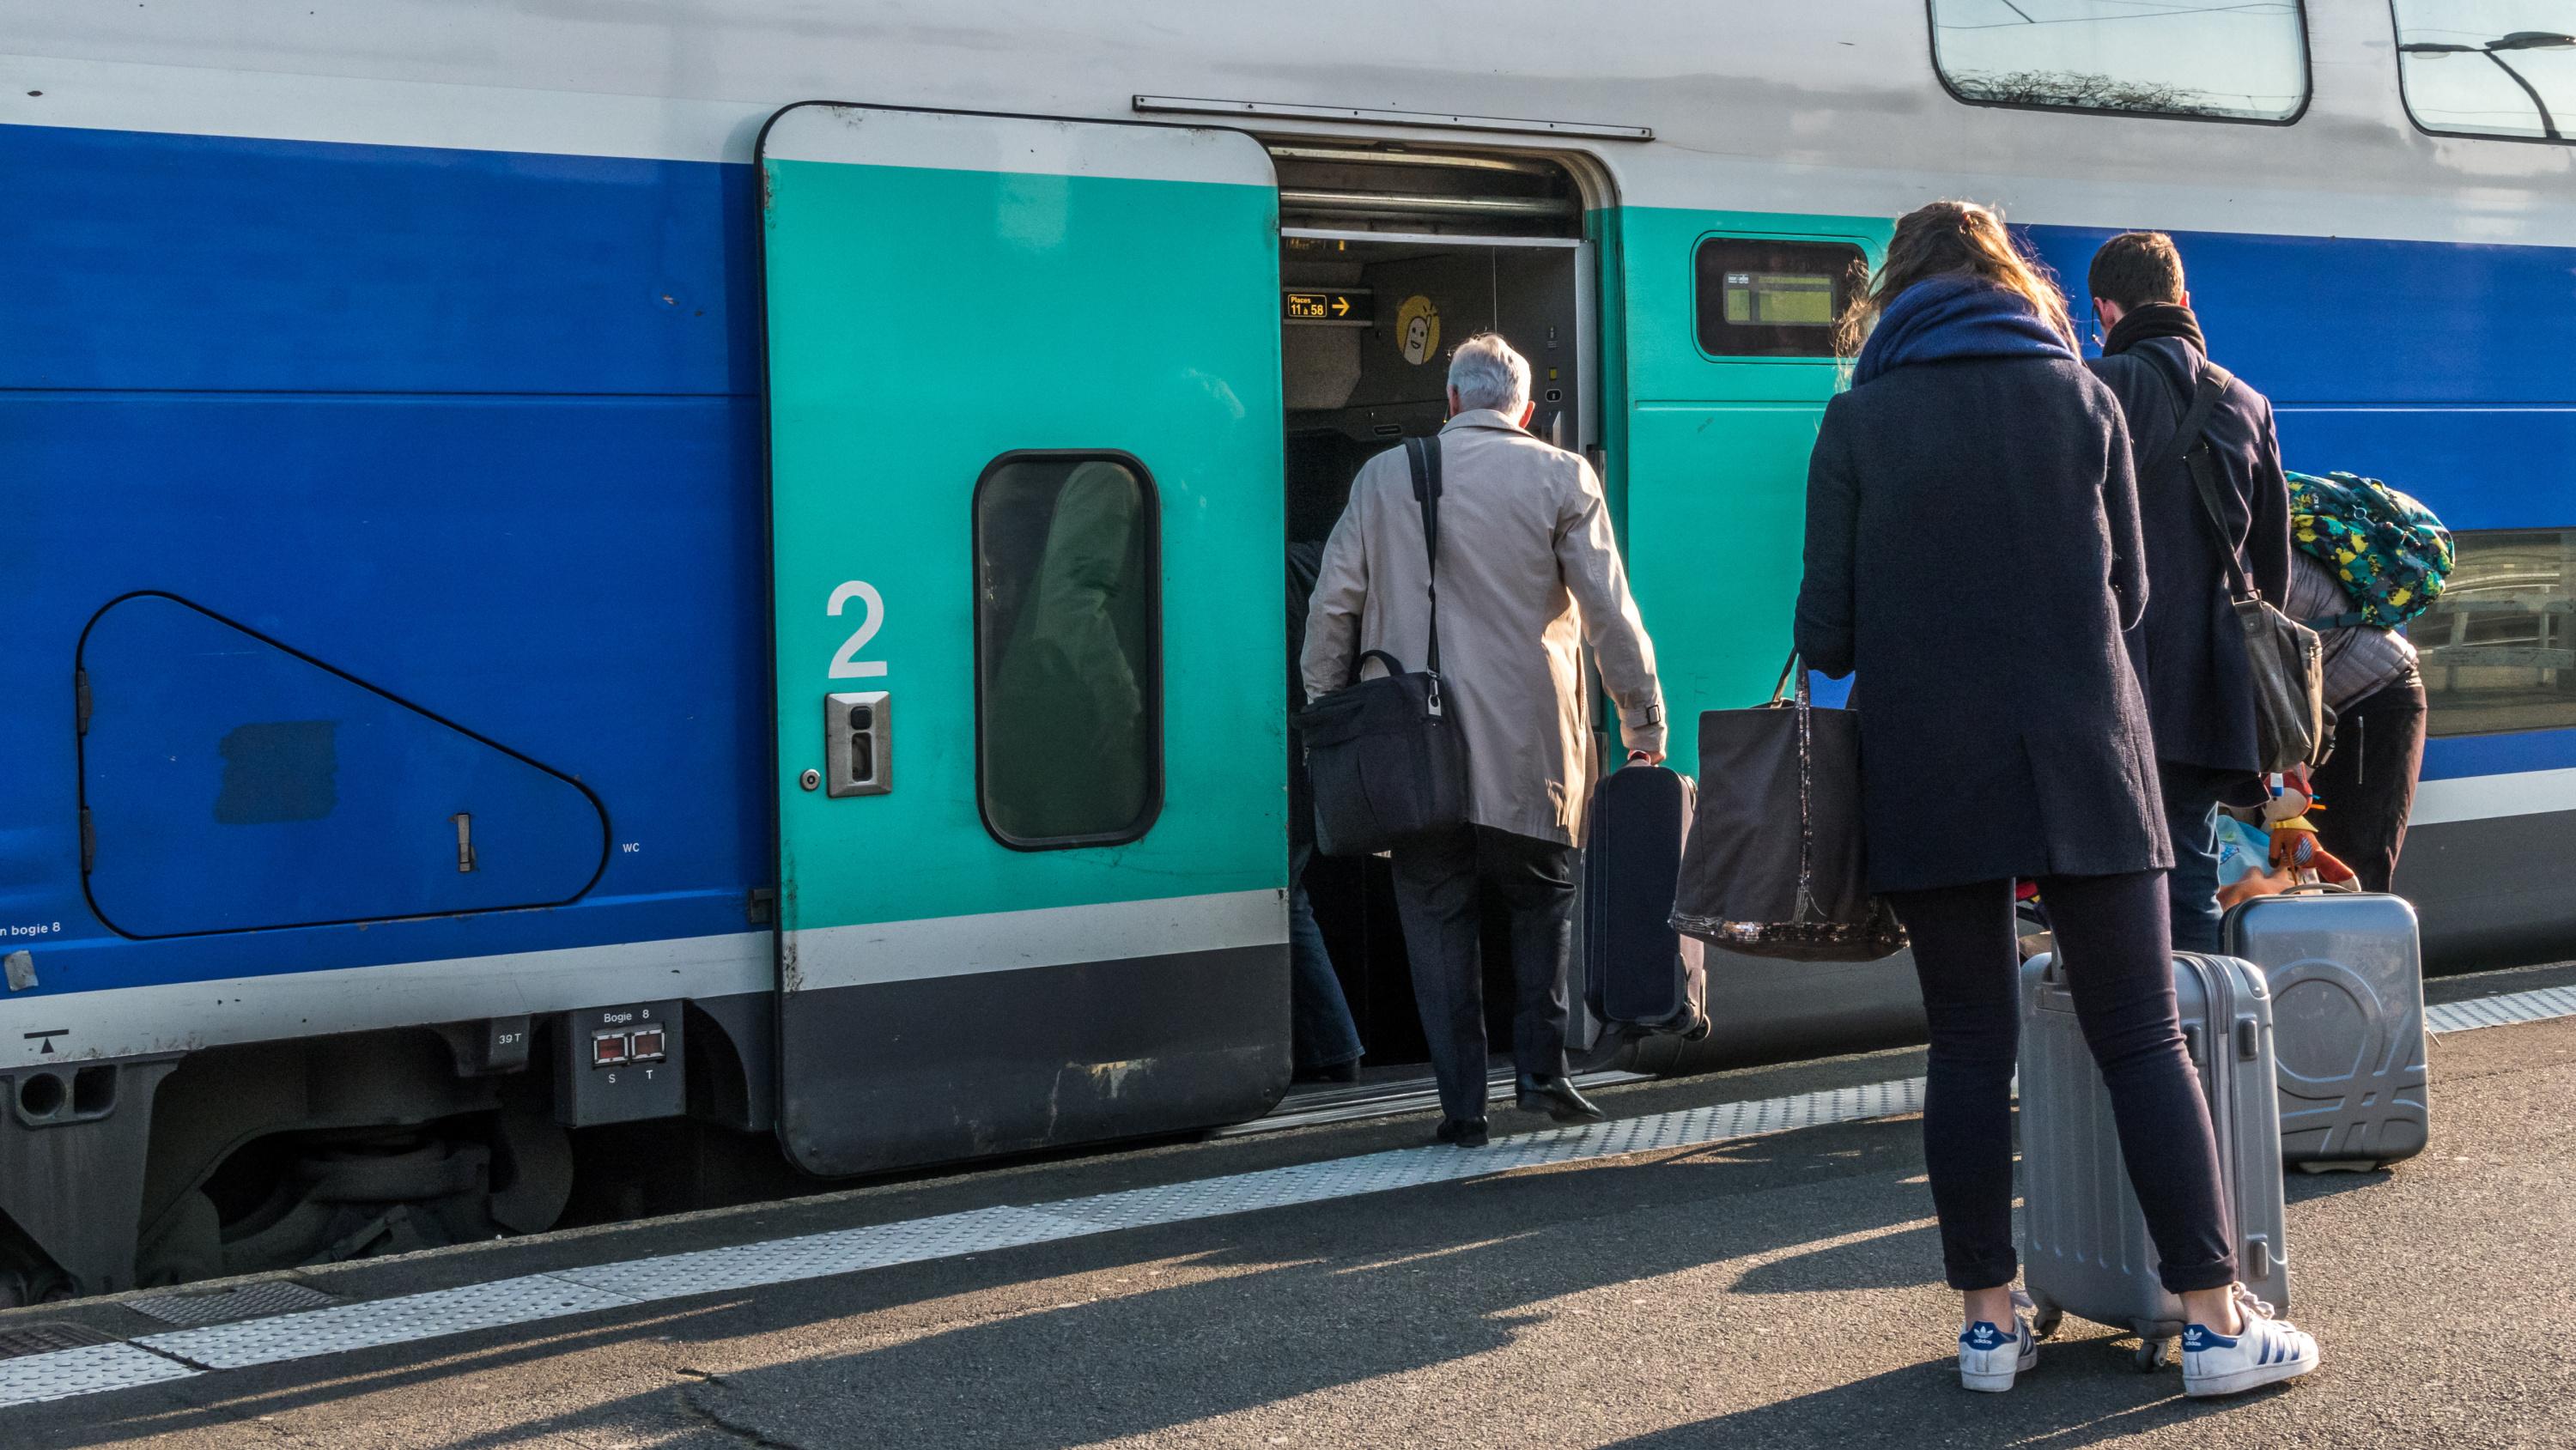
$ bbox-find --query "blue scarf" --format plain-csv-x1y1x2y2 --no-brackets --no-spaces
1852,273,2075,385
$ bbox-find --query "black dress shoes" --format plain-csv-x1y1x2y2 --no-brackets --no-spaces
1293,1059,1362,1085
1434,1116,1490,1148
1516,1074,1607,1124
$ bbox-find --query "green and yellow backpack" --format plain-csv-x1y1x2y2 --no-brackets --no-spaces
2285,470,2454,630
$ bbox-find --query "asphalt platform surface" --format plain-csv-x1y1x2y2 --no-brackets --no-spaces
7,961,2575,1448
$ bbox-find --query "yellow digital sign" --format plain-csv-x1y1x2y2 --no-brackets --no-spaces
1283,288,1374,326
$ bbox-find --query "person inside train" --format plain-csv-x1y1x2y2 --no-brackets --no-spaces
2287,551,2427,893
1301,333,1666,1147
1795,202,2318,1396
2082,231,2296,951
981,458,1153,841
1286,534,1366,1084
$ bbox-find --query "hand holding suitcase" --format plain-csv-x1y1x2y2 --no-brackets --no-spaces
1584,761,1708,1040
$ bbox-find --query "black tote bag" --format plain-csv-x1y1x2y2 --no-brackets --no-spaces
1668,655,1905,962
1294,436,1471,857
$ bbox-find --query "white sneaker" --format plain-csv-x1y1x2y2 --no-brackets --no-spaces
2183,1286,2319,1397
1959,1315,2039,1392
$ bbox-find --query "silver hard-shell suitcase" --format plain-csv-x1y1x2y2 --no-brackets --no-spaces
2223,889,2428,1170
2020,951,2289,1370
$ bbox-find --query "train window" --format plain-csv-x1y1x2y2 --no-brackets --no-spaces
2392,3,2576,143
973,452,1163,849
1693,239,1868,359
1927,0,2312,123
2409,530,2576,737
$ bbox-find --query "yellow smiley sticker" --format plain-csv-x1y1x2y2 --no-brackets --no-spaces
1396,294,1441,366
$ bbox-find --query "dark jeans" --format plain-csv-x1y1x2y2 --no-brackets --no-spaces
1887,870,2239,1295
2156,762,2234,954
1388,824,1577,1122
1286,840,1364,1074
2312,669,2427,895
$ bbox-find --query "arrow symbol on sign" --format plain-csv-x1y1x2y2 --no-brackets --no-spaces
1333,296,1350,317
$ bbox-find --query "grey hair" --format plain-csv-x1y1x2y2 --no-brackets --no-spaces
1447,332,1532,414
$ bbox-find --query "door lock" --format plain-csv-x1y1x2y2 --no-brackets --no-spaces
824,691,891,798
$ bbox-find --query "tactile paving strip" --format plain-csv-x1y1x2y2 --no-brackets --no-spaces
1045,1077,1929,1231
127,1278,340,1327
550,1205,1100,1302
134,1274,637,1370
2426,984,2576,1036
0,1321,112,1361
0,1343,197,1407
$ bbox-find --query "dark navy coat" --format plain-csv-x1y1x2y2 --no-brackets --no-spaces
2087,337,2294,777
1795,355,2173,894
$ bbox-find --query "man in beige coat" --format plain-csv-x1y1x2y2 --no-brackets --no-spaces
1302,333,1667,1145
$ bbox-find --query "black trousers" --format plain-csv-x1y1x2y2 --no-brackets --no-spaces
2312,669,2427,895
1388,824,1577,1122
1886,870,2239,1295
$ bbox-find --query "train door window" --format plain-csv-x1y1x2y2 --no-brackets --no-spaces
972,452,1163,849
2392,3,2576,143
1927,0,2312,123
1693,239,1867,359
2410,529,2576,736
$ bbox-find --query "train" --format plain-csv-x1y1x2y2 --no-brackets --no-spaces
5,0,2572,1301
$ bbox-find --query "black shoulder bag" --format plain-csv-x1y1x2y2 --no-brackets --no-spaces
2162,362,2327,774
1293,436,1473,857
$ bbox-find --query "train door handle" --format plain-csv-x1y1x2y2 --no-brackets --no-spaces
825,690,891,798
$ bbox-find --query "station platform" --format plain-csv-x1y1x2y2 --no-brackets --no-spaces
5,961,2574,1448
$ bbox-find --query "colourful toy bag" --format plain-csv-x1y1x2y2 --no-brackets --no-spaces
2285,470,2454,629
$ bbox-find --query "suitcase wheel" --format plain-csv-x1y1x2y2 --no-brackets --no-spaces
2133,1338,2170,1373
2028,1306,2062,1341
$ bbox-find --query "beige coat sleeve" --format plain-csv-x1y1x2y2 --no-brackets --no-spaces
1299,492,1369,706
1555,457,1668,758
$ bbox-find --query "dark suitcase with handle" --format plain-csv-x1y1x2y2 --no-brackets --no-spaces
1583,762,1707,1040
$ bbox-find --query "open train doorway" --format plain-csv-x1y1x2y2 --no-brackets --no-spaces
1270,143,1603,1107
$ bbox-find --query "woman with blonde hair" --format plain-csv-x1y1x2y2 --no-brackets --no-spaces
1795,201,2318,1397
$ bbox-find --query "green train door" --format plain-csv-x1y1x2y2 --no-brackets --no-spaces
756,105,1291,1176
1596,208,1891,763
1594,204,1929,1070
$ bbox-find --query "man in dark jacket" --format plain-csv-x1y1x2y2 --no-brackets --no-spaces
2085,232,2294,951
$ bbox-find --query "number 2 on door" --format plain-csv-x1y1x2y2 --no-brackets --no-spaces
827,580,885,679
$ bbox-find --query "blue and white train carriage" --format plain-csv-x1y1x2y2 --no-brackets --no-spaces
3,0,2569,1299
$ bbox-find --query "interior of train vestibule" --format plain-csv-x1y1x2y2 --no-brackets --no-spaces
1269,142,1600,1079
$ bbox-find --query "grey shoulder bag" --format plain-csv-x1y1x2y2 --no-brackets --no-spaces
2162,362,2327,774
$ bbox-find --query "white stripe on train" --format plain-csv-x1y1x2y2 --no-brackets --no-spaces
2409,767,2576,828
0,889,1289,1071
7,5,2576,247
3,757,2565,1073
